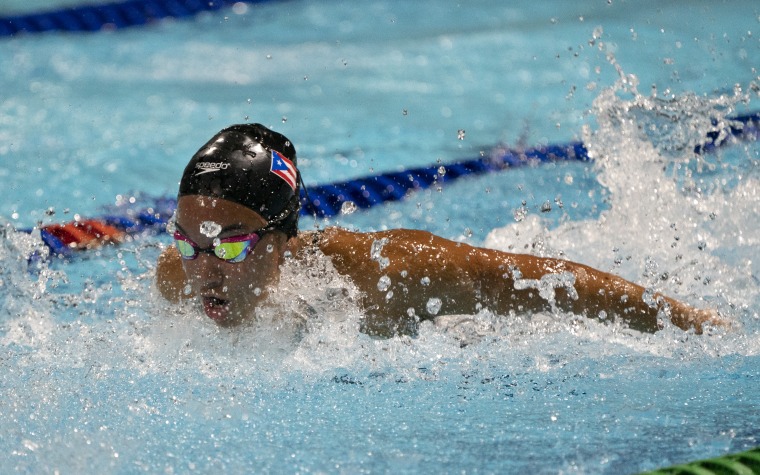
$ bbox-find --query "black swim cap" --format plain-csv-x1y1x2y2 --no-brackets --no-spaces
179,123,300,237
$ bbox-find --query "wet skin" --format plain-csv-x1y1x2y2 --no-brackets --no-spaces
157,196,724,336
171,195,288,325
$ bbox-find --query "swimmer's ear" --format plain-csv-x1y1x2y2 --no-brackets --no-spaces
156,246,192,303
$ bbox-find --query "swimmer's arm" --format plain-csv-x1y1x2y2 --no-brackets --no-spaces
156,246,192,303
317,228,721,335
470,249,721,333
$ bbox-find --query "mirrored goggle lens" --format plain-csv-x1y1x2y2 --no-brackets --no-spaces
214,241,249,262
175,238,197,259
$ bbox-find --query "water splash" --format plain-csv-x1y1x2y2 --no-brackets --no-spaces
488,62,759,340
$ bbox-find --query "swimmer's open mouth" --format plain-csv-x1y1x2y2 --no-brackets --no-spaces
202,296,230,322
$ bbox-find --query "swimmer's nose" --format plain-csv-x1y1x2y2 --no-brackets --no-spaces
184,252,224,291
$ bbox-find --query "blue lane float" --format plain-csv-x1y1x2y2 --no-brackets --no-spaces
0,0,274,36
15,111,760,259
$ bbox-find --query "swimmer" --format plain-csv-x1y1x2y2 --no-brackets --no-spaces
156,123,722,336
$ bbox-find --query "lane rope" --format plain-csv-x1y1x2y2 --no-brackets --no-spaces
21,111,757,260
0,0,274,36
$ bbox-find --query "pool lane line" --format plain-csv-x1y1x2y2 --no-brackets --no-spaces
0,0,277,37
15,110,759,260
299,111,758,218
640,446,760,475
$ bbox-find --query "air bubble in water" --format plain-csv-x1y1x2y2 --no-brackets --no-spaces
341,201,357,215
426,297,442,315
377,275,391,291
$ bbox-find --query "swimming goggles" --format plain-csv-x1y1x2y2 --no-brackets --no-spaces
173,230,267,263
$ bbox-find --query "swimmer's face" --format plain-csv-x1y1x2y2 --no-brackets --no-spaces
175,195,288,326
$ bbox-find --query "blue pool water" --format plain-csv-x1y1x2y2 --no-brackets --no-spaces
1,1,759,473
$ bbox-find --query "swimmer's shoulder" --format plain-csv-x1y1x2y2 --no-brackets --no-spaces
291,227,357,257
292,227,444,261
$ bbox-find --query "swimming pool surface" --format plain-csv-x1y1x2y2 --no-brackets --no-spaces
1,1,759,473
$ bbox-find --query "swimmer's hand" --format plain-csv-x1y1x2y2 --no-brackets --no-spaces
668,302,729,334
156,246,192,303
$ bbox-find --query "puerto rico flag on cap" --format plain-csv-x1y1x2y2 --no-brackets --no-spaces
270,150,297,191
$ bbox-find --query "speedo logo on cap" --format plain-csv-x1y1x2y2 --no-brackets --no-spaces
194,161,230,176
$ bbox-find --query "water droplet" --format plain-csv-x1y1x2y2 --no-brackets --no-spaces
253,287,262,296
282,116,288,123
642,288,657,307
426,297,442,315
437,166,446,176
457,129,466,140
420,276,431,286
340,201,357,215
377,275,391,291
266,244,274,253
540,201,552,212
200,221,222,238
370,238,390,270
385,290,394,301
183,284,192,295
212,238,221,247
402,109,408,116
513,206,527,222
